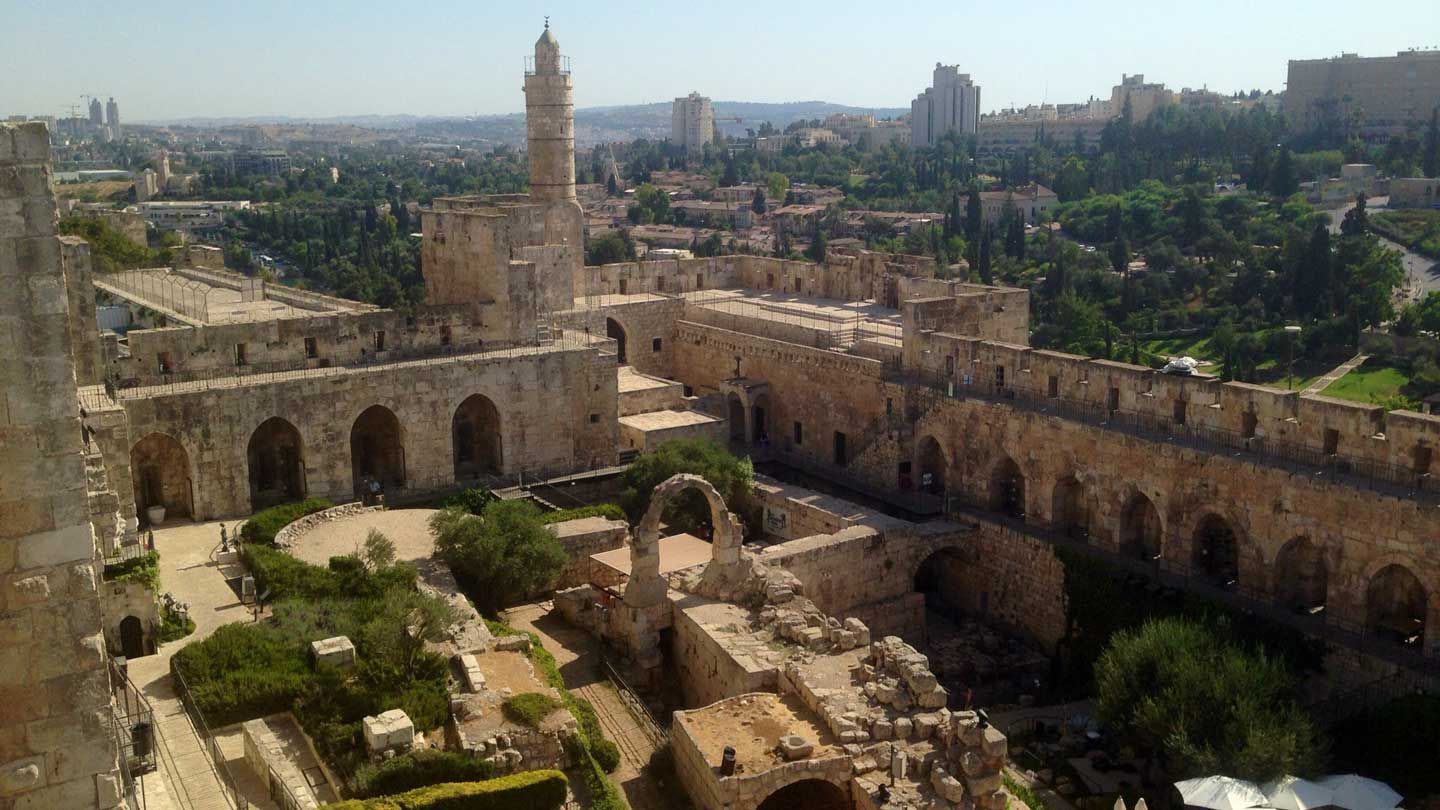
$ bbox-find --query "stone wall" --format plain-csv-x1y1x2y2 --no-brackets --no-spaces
59,237,103,387
671,598,778,707
99,580,158,659
0,122,123,809
548,517,627,590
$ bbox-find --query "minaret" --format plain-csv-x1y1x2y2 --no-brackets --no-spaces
524,20,576,202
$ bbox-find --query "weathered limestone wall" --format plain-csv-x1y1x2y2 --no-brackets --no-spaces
0,122,122,809
99,580,158,658
59,237,103,387
618,372,684,416
556,295,684,379
671,597,777,708
116,343,616,518
548,517,627,590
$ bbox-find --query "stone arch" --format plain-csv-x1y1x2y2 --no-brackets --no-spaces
751,390,772,444
916,435,949,496
453,394,502,480
246,417,306,510
987,454,1025,519
1274,536,1328,612
1366,563,1428,646
606,317,628,365
350,404,405,496
1119,492,1162,561
130,432,192,521
756,778,853,810
1051,474,1088,541
626,474,744,608
118,615,146,659
1192,512,1242,586
726,393,746,442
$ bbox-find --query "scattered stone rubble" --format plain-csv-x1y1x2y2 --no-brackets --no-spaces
447,636,577,775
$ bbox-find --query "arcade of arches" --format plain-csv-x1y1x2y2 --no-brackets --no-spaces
247,417,306,510
453,394,502,480
350,405,405,496
130,432,192,520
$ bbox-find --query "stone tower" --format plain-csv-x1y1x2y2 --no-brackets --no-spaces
524,21,576,203
0,122,124,808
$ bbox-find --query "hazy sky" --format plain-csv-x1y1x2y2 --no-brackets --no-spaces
2,0,1437,121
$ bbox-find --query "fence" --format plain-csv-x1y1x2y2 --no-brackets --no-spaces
98,269,213,324
600,657,668,749
169,663,248,810
891,367,1440,505
109,657,154,810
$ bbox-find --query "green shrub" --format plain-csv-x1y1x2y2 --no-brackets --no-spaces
442,487,498,516
240,497,333,545
103,551,160,591
501,693,563,728
539,503,626,524
619,438,753,534
431,501,568,612
241,543,416,602
157,602,195,643
591,737,621,774
330,771,568,810
354,749,496,798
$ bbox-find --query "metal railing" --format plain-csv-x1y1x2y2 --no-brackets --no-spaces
109,658,154,809
600,657,668,748
891,368,1440,505
98,269,213,323
169,663,248,810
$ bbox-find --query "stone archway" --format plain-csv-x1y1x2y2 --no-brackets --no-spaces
1366,564,1427,646
119,615,146,659
247,417,306,510
916,435,948,496
350,405,405,497
1274,536,1327,612
914,547,967,619
756,778,852,810
453,394,502,480
626,474,745,608
606,317,628,365
726,393,746,442
1193,513,1241,586
750,391,771,445
988,455,1025,519
1120,493,1162,561
130,432,192,521
1051,475,1087,541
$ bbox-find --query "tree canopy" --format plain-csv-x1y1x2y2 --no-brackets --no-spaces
619,439,754,535
430,500,568,613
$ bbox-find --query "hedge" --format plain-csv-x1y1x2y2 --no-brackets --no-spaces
103,550,160,591
328,771,568,810
539,503,626,525
240,497,333,545
241,543,416,602
354,750,495,799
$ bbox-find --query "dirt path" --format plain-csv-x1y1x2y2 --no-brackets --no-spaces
505,602,671,810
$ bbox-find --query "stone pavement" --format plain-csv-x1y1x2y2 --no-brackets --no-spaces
1307,353,1370,396
126,519,278,810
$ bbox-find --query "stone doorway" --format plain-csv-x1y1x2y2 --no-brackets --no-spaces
1366,564,1427,646
916,435,948,496
453,394,502,480
1051,475,1087,541
1275,536,1327,612
1193,514,1240,586
606,317,627,365
130,432,192,522
119,615,145,659
1120,493,1162,561
988,456,1025,519
350,405,405,497
247,417,306,510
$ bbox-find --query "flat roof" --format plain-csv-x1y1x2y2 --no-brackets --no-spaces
617,366,679,394
618,410,721,432
591,532,712,577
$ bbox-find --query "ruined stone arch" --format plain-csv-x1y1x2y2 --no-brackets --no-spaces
605,316,628,365
349,404,406,496
625,474,744,608
130,431,193,521
1119,491,1163,561
915,434,949,496
1274,535,1328,612
756,776,853,810
1051,472,1089,541
987,453,1025,519
452,393,503,480
246,417,306,511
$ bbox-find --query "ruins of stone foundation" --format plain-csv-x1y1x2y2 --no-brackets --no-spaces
3,20,1440,810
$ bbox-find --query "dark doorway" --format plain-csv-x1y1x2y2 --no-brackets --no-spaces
246,417,306,510
1193,514,1240,586
606,318,627,364
1120,493,1162,561
988,456,1025,519
130,433,192,520
119,615,145,659
350,405,405,497
453,394,502,480
756,779,852,810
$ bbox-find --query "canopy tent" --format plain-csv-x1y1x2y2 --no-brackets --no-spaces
1175,776,1268,810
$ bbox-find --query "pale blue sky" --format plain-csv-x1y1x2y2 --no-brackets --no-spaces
2,0,1437,121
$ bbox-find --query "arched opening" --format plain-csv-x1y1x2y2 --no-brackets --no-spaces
750,392,771,445
118,615,146,659
1120,493,1162,561
988,456,1025,519
247,417,305,510
606,317,627,364
130,433,192,521
1051,475,1087,541
1366,564,1427,647
756,779,852,810
915,547,967,618
1274,536,1327,613
350,405,405,497
916,435,948,496
1193,513,1240,587
726,393,746,443
628,474,745,609
453,394,502,481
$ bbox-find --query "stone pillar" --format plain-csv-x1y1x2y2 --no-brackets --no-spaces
0,122,123,809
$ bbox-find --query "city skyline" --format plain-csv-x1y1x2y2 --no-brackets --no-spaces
2,0,1437,122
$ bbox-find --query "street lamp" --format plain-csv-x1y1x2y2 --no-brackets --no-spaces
1284,325,1303,390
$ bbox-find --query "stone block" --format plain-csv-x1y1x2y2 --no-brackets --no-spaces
981,726,1007,759
914,713,940,740
778,734,814,761
493,634,531,653
917,685,949,709
965,773,1002,796
932,765,966,804
870,718,892,740
311,636,356,672
362,709,414,754
893,717,912,741
0,756,45,797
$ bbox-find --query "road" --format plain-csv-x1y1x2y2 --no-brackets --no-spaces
1329,196,1440,302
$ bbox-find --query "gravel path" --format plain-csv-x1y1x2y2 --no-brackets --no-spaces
287,507,439,567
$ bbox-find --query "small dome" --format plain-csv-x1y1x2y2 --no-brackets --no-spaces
536,26,558,49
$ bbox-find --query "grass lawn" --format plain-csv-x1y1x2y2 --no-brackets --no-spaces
1140,334,1221,374
1318,359,1411,404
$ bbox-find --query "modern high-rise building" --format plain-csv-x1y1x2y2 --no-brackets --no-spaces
106,97,120,134
910,64,981,148
1287,50,1440,138
88,97,103,126
671,92,715,152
